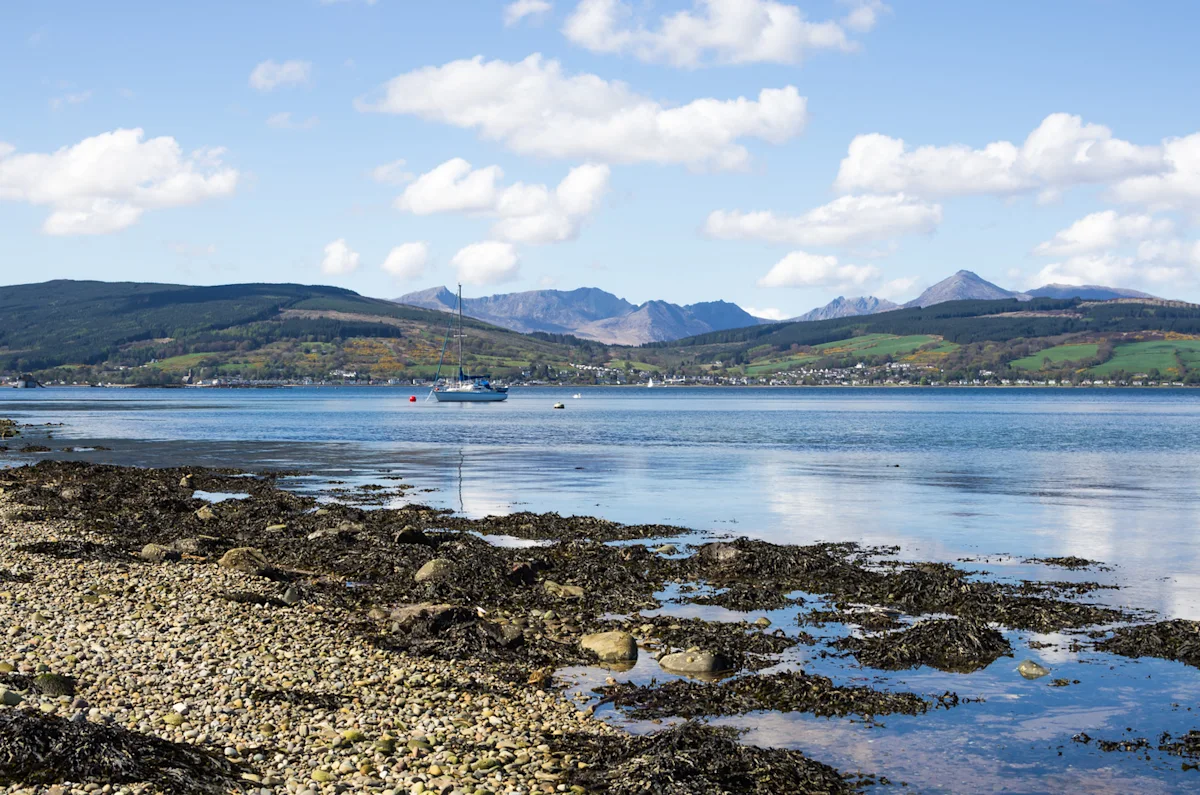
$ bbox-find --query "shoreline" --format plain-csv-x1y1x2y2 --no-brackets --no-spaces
0,455,1198,792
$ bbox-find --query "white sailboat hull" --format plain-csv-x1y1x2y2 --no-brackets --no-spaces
433,389,508,402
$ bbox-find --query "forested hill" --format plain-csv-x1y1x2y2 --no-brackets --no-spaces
654,298,1200,350
5,280,1200,385
0,279,599,378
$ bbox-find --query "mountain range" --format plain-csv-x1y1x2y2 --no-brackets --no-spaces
396,273,1158,344
394,286,768,345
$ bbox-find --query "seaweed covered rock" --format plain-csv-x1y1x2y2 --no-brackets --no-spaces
602,668,945,720
1095,619,1200,668
835,618,1012,673
560,721,856,795
218,546,268,574
0,709,245,793
32,673,75,697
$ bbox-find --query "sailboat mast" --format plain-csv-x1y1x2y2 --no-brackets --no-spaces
457,283,464,382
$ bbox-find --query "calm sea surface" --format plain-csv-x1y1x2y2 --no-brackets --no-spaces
4,386,1200,792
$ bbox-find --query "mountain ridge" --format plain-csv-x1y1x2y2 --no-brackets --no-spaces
393,286,767,345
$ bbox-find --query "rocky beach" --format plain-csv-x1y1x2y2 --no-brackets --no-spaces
1,435,1200,792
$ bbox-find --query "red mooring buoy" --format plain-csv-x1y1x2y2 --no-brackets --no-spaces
409,395,417,402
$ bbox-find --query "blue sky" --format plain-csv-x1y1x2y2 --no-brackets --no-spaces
3,1,1200,318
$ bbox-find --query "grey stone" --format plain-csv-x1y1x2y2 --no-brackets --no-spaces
659,651,734,675
218,547,269,574
414,559,453,583
139,543,180,563
580,631,638,663
1018,659,1051,679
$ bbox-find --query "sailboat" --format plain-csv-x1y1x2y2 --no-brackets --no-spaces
647,378,655,388
431,285,508,403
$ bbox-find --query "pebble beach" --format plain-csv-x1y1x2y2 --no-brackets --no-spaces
0,490,613,795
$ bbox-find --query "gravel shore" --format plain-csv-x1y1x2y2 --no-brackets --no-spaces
0,490,613,795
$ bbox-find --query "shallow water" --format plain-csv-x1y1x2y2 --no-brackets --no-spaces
4,385,1200,791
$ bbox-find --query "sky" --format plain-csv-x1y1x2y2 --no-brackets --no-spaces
3,0,1200,319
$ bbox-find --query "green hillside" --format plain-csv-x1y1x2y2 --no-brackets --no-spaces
1010,343,1100,371
1089,340,1200,377
0,280,603,383
5,281,1200,385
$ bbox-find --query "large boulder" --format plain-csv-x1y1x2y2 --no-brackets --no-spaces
218,547,269,574
659,651,734,676
414,559,454,583
139,544,180,563
697,543,743,568
581,631,638,663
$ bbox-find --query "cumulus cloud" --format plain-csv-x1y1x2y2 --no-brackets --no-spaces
266,112,319,130
1033,210,1174,257
370,159,414,185
321,239,360,275
1111,133,1200,213
757,251,879,288
356,54,806,170
452,241,520,285
705,193,941,247
0,128,238,235
562,0,881,67
249,60,312,91
876,275,918,300
381,242,429,280
835,113,1164,199
396,158,610,245
1030,254,1188,289
505,0,552,25
841,0,888,32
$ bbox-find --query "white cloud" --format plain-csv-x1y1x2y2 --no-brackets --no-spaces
841,0,888,32
357,54,806,170
321,238,360,275
49,90,91,111
562,0,876,67
381,242,429,280
397,159,504,215
1111,133,1200,213
705,193,940,247
1030,254,1188,289
876,275,918,300
452,241,520,285
1033,210,1174,256
396,158,610,245
505,0,552,25
757,251,879,288
744,306,787,321
1136,238,1200,266
266,112,319,130
370,159,414,185
0,128,238,235
249,60,312,91
835,113,1164,198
